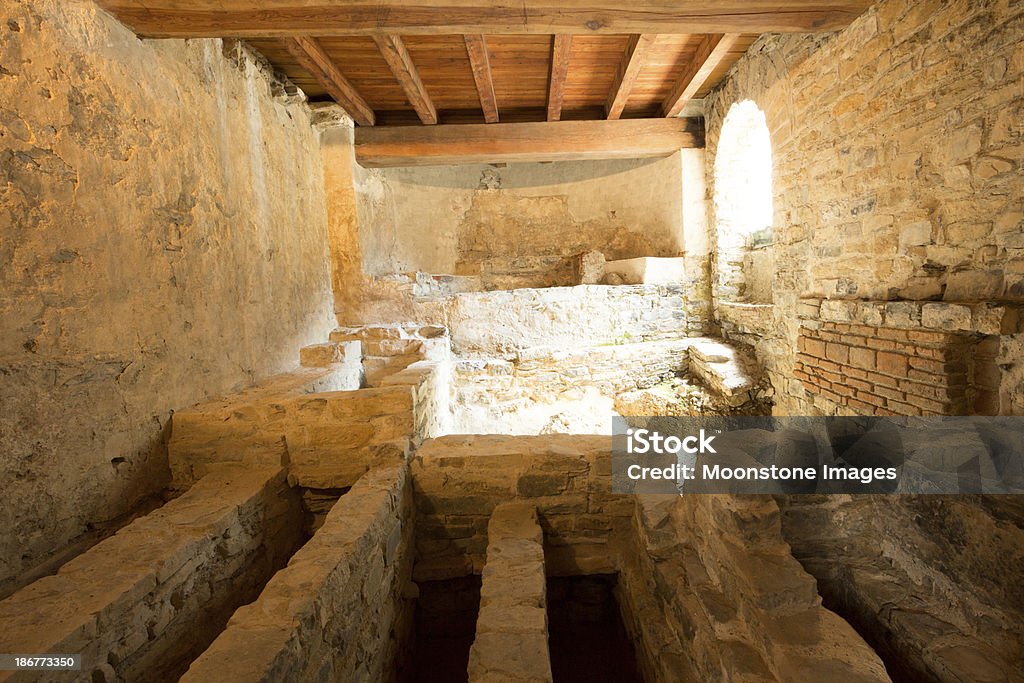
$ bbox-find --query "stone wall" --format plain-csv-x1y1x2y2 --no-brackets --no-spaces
354,156,689,283
0,465,304,683
183,465,415,683
410,435,633,581
447,285,710,357
0,0,336,591
705,0,1024,416
618,495,891,682
778,494,1024,681
467,503,553,683
169,384,415,489
452,340,692,434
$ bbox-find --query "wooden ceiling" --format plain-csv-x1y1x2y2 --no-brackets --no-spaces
96,1,872,127
95,1,871,164
246,33,758,125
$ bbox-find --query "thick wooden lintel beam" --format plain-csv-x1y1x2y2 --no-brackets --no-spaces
282,37,375,126
95,1,875,38
546,35,573,122
354,118,703,168
606,34,656,120
662,33,742,118
372,35,438,125
464,34,499,124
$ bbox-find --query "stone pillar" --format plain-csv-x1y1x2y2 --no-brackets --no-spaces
315,105,364,322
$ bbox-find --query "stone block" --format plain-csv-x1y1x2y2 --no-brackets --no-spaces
820,300,856,322
300,341,362,368
921,303,973,331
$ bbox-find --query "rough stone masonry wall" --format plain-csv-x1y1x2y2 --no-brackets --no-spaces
183,465,414,683
705,0,1024,416
411,435,634,582
0,0,336,592
618,495,890,683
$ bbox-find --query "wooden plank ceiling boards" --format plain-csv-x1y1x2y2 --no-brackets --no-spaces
96,1,872,162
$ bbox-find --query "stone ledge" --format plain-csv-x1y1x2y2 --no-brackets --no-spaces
807,298,1024,336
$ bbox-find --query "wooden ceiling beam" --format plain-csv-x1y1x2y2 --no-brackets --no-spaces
372,35,438,125
354,118,703,167
282,36,375,126
546,35,573,122
662,33,742,118
605,34,657,120
464,34,500,124
95,1,876,38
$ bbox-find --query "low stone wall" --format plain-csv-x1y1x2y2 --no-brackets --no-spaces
446,285,710,357
618,495,891,683
0,466,303,683
382,360,452,444
183,465,414,683
169,385,414,488
468,503,553,683
411,435,632,581
778,495,1024,682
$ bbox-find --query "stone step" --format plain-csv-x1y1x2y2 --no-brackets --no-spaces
0,466,303,683
364,354,421,388
686,337,760,406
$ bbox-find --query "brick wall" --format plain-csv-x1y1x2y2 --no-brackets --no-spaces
795,322,970,415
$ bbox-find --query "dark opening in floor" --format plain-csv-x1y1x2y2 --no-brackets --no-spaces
547,574,643,683
404,575,482,683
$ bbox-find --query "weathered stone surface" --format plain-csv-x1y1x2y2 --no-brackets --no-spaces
687,337,762,405
168,382,417,488
182,465,414,683
778,494,1024,682
705,0,1024,418
411,435,631,580
353,157,689,288
299,340,362,368
572,249,606,285
453,339,691,434
0,0,335,592
0,466,303,682
446,285,710,357
618,494,892,683
468,503,552,683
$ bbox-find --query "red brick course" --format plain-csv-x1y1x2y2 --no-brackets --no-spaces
794,322,970,416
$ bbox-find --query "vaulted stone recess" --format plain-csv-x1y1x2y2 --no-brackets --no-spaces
1,1,1023,681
